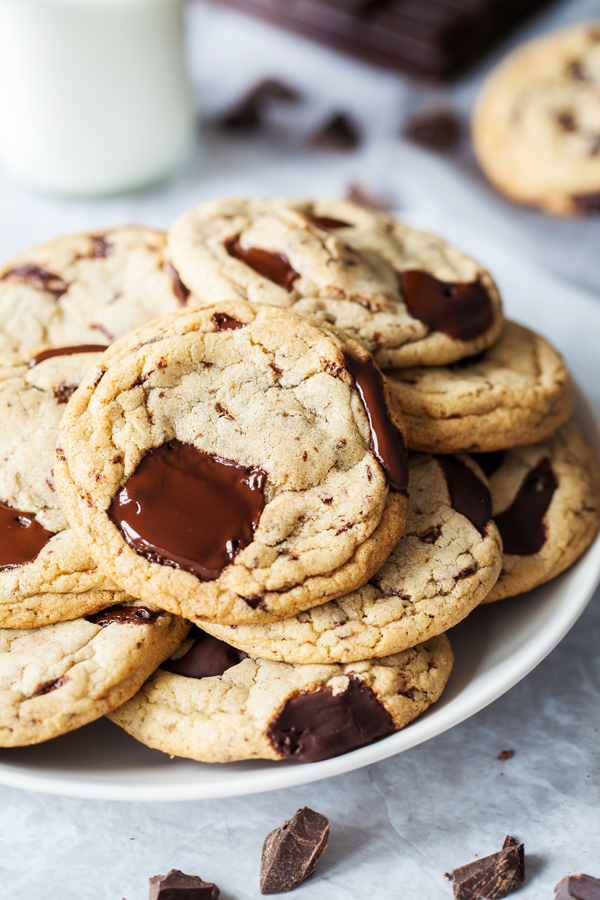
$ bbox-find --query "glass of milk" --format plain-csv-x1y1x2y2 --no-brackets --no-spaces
0,0,194,196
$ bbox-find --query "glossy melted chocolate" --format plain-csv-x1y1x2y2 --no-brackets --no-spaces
162,627,248,678
494,457,557,556
29,344,108,367
225,235,299,290
212,312,246,331
87,605,161,626
165,263,191,306
0,501,53,571
436,455,492,535
267,676,396,762
342,352,408,493
399,270,494,341
308,215,351,229
109,441,267,581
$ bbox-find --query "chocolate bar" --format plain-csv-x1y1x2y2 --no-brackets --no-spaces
207,0,552,80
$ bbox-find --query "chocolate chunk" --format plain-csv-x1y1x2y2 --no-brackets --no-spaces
345,183,394,211
149,869,220,900
109,441,266,582
212,312,246,331
89,234,113,259
87,605,161,627
225,235,299,290
260,807,330,894
342,352,408,493
403,107,461,152
29,344,108,367
218,78,301,131
1,264,68,299
0,501,53,571
308,215,352,229
267,675,396,762
555,874,600,900
31,675,68,698
165,264,191,306
309,113,361,152
494,457,557,555
568,60,587,81
162,628,248,678
54,383,78,404
498,749,514,760
451,836,525,900
399,271,494,342
557,111,576,132
471,451,505,478
436,456,492,535
572,192,600,214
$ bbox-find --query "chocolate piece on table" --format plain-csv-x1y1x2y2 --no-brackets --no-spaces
345,183,394,211
308,113,361,151
260,807,330,894
451,836,525,900
149,869,220,900
498,749,514,761
218,78,301,131
403,107,461,152
555,874,600,900
206,0,552,81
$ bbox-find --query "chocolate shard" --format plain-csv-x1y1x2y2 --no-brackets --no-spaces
260,807,330,894
498,750,514,761
452,838,525,900
149,868,219,900
403,107,461,152
555,874,600,900
309,113,361,152
217,78,301,132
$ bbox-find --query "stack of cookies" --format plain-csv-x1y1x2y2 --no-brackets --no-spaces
1,199,598,765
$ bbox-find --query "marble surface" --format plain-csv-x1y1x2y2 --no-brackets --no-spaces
1,0,600,896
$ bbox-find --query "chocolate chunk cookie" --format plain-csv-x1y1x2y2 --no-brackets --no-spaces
201,454,502,663
473,22,600,215
108,629,453,763
480,423,600,602
386,322,573,453
0,600,189,746
0,226,188,365
0,347,130,628
169,197,503,369
55,302,409,625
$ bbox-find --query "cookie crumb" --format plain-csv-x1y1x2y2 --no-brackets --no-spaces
498,749,514,760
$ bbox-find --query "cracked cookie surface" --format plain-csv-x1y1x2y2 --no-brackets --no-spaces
169,197,503,369
55,302,408,625
0,599,189,746
0,226,187,365
480,423,600,602
386,321,573,453
202,454,502,663
473,22,600,215
108,630,453,763
0,348,131,628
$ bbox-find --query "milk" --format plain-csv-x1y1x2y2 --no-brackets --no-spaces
0,0,194,196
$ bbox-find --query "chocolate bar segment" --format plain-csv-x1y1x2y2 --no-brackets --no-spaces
207,0,552,81
260,807,330,894
451,836,525,900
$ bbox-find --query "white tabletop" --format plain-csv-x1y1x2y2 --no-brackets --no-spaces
1,0,600,897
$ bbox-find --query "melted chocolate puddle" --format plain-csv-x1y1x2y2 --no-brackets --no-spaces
494,457,557,555
225,235,299,290
212,312,246,332
343,353,408,494
308,215,352,229
162,626,248,678
436,455,492,535
399,271,494,341
1,264,68,299
29,344,108,367
0,501,53,570
109,440,267,581
268,676,396,762
87,605,161,626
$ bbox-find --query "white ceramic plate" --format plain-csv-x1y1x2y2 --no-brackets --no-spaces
1,387,599,802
